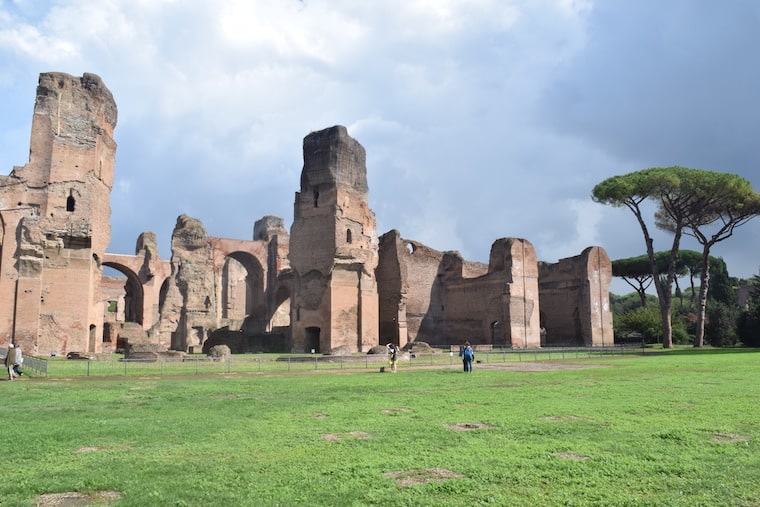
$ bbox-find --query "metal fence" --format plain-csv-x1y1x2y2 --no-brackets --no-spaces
8,345,644,379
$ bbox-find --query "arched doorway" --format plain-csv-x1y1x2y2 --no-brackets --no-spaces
270,285,291,332
221,252,265,332
305,327,320,353
101,263,145,351
101,264,144,326
491,321,502,346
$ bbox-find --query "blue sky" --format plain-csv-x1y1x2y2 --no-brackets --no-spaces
1,0,759,293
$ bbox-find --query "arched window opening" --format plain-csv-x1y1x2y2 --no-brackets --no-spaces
491,321,502,345
313,189,319,208
346,229,353,244
66,191,75,212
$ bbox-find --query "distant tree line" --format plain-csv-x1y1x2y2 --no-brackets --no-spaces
610,250,758,347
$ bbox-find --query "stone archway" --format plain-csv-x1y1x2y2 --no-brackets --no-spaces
490,321,502,345
101,263,144,326
270,284,291,331
220,251,265,332
305,326,321,353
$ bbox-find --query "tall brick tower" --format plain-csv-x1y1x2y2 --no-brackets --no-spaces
0,72,117,355
289,126,379,353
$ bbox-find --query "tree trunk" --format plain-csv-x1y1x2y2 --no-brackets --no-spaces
658,284,673,348
694,247,711,347
647,238,677,349
637,288,647,308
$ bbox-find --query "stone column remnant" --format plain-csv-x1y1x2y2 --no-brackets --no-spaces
289,126,379,353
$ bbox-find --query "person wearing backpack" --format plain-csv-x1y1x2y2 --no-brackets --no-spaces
461,341,474,373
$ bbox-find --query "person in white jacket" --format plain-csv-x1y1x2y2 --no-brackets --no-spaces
4,343,18,380
13,345,23,377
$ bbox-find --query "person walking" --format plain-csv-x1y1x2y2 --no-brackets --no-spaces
5,343,18,381
13,344,23,377
461,341,474,373
386,343,399,373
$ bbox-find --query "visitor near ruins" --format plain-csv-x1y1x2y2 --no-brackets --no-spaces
460,341,474,373
13,345,23,377
386,343,398,373
5,344,19,381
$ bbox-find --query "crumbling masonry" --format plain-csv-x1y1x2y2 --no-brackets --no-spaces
0,72,613,356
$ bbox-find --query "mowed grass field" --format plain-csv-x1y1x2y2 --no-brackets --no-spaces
1,349,758,506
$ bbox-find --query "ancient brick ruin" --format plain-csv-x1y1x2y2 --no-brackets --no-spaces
0,73,116,356
0,72,613,356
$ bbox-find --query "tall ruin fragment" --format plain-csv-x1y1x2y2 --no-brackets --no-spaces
0,72,117,355
288,126,379,353
538,246,614,346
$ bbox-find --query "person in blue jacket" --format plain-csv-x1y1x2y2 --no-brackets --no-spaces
460,341,474,373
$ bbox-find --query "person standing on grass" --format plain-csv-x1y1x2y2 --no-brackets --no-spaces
386,343,398,373
13,344,23,377
5,343,18,380
461,341,474,373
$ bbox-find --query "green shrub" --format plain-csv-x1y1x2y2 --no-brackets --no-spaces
705,300,738,347
737,299,760,347
671,324,692,345
615,305,662,344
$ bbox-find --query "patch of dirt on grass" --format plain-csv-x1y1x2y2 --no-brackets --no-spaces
444,422,493,431
380,407,412,414
314,412,329,418
321,431,372,442
710,432,750,443
35,490,121,506
554,452,589,460
74,445,131,454
542,415,582,422
384,468,464,487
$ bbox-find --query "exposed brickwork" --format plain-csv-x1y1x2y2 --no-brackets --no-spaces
289,126,379,353
0,73,613,355
538,246,613,346
0,72,116,355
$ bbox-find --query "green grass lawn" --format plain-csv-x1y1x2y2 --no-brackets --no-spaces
2,349,758,506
